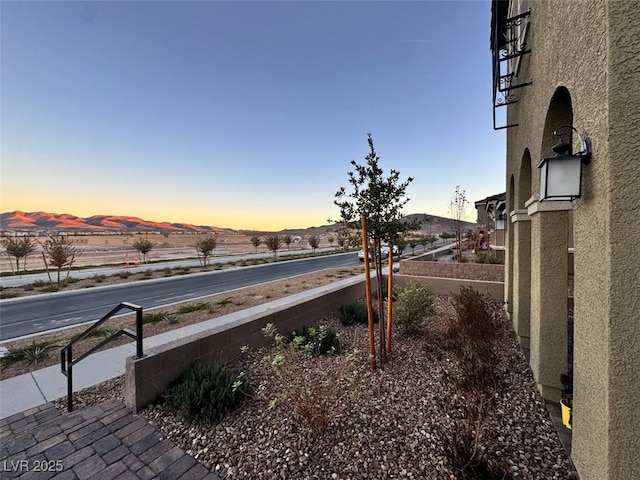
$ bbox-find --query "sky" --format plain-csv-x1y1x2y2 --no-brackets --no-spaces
1,0,505,231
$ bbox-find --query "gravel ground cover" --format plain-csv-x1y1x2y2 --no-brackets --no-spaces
55,295,577,479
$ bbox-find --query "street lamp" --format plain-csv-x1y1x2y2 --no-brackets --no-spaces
538,128,592,201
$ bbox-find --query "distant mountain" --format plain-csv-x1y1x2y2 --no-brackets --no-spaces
399,213,477,234
0,211,477,235
0,211,230,234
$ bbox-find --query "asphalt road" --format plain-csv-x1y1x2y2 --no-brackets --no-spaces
0,252,360,341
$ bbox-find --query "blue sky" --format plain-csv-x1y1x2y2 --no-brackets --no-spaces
1,0,505,231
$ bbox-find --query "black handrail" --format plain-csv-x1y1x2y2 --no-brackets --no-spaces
60,302,144,412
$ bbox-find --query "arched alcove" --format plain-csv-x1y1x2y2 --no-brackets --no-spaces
528,86,574,401
506,174,515,317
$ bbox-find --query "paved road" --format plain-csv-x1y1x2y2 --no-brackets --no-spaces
0,247,337,288
0,253,359,341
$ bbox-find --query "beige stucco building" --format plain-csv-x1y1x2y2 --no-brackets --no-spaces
491,1,639,479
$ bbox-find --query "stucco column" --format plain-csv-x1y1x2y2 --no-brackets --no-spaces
510,209,531,348
528,199,571,401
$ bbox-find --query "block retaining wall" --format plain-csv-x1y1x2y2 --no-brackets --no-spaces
400,255,504,282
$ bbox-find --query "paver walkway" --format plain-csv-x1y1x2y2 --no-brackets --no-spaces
0,400,220,480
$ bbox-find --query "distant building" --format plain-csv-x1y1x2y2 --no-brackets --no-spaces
474,192,506,260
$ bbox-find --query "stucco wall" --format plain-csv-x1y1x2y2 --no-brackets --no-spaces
503,1,639,478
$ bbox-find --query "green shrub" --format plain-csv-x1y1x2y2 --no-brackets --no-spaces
338,301,379,325
291,324,340,356
177,302,210,314
475,251,503,264
393,281,436,334
162,362,249,422
143,311,179,325
0,341,59,368
0,291,21,299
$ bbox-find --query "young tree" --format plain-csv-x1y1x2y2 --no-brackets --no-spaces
264,234,283,259
424,234,438,249
407,237,420,255
1,236,38,274
42,235,78,285
132,239,157,263
195,235,218,266
450,186,469,261
283,235,293,250
307,235,320,253
335,133,415,368
250,236,261,253
394,235,407,257
327,235,335,249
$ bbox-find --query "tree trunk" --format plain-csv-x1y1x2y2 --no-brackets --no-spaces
375,237,386,365
361,217,377,371
386,243,394,356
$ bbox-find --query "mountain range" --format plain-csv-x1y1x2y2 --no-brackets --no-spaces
0,211,228,234
0,211,476,235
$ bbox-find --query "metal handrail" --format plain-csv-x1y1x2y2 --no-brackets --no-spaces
60,302,144,412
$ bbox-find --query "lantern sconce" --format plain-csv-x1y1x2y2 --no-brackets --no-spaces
538,126,592,201
495,213,506,231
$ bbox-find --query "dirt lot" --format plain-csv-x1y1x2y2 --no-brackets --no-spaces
1,232,337,273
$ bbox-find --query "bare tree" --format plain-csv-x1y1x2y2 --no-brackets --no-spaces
1,236,38,274
195,235,218,266
307,235,320,253
250,236,261,253
42,235,78,285
132,239,157,263
450,186,469,261
264,235,284,259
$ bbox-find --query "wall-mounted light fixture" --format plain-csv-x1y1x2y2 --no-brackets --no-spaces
495,213,506,231
538,126,592,201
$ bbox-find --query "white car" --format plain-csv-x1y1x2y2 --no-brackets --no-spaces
358,244,398,261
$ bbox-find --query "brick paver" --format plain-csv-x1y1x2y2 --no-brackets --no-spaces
0,401,221,480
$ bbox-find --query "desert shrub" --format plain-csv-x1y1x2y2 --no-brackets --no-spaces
91,274,107,283
486,255,503,264
475,251,503,264
143,311,179,325
0,341,59,368
162,361,249,422
440,393,507,480
339,301,370,325
0,290,21,299
261,323,355,434
291,324,340,356
445,287,502,392
393,281,436,335
177,302,210,314
118,271,132,279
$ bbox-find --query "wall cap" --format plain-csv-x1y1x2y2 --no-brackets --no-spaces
511,209,531,223
527,200,573,215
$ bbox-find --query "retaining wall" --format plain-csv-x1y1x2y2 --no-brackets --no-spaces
400,255,504,282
